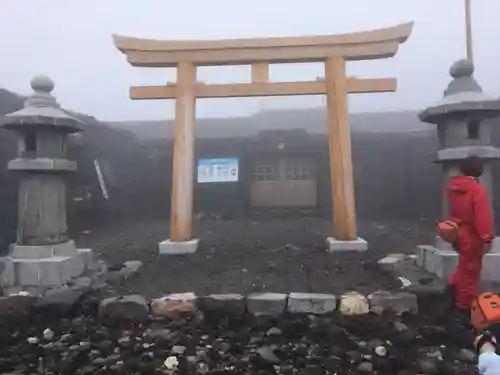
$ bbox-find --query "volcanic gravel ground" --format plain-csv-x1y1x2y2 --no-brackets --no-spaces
74,218,434,299
0,293,476,375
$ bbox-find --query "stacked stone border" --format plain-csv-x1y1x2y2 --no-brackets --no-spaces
0,288,431,323
100,290,420,320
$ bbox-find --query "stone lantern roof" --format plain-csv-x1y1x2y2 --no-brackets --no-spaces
419,59,500,124
0,75,83,133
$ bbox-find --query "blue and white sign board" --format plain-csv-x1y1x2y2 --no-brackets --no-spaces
197,158,239,183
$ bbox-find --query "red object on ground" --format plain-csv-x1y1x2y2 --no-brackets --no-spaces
446,176,494,310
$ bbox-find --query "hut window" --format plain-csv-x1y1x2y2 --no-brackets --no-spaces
284,157,315,181
252,160,279,181
467,118,481,139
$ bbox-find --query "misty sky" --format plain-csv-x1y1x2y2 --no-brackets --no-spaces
1,0,500,121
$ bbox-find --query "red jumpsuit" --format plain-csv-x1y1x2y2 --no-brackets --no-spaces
446,175,494,310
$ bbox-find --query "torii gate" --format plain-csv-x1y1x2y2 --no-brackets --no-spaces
113,22,413,254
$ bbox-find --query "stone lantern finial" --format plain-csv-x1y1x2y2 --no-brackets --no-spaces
444,59,482,97
449,59,474,77
31,75,54,94
24,75,60,110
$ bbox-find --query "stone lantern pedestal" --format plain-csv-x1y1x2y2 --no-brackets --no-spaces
0,76,94,295
416,60,500,282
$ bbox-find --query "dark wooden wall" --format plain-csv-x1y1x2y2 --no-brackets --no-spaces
122,130,442,221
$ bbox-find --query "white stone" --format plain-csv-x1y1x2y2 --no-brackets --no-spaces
43,328,54,340
287,293,337,314
247,293,287,316
123,260,143,273
339,292,369,316
159,239,199,255
398,277,412,288
326,237,368,252
378,254,406,265
163,292,197,301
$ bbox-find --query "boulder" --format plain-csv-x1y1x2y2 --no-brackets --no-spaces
338,292,369,316
35,287,88,317
150,292,201,321
368,290,418,315
199,294,246,316
98,294,149,322
287,293,337,314
247,293,287,316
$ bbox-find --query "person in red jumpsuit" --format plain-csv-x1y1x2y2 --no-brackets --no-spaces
446,155,494,312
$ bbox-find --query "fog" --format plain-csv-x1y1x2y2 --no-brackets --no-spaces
2,0,500,121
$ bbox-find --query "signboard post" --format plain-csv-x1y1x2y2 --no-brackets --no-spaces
197,158,239,184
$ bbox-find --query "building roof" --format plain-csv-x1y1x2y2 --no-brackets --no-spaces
106,108,434,140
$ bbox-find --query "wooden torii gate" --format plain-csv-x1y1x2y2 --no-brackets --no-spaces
113,22,413,252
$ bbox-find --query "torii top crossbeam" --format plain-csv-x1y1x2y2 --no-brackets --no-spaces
113,22,413,67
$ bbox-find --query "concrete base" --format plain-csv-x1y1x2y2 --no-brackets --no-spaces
0,240,94,289
416,236,500,281
158,239,199,255
10,240,79,259
326,237,368,252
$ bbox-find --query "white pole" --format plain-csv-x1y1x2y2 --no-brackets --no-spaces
465,0,474,64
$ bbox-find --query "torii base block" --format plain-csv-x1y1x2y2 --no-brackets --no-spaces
326,237,368,252
159,239,200,255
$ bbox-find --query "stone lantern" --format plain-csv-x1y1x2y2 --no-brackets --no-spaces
416,60,500,282
0,75,94,294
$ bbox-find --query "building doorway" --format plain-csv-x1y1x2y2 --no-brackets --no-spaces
250,156,317,208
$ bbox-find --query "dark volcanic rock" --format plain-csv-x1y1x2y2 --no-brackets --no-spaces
418,358,440,374
256,346,281,363
0,295,477,375
0,294,37,318
34,287,88,317
98,294,149,322
199,294,246,317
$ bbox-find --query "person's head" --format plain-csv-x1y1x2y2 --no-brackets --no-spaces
459,155,484,178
